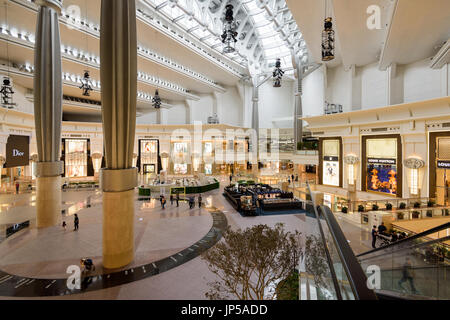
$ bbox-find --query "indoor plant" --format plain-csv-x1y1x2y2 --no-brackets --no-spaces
358,205,365,213
385,203,393,210
399,202,406,209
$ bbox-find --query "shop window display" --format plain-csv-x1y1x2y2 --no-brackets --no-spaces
367,159,397,195
364,138,398,196
321,139,340,187
174,163,188,175
65,139,87,177
140,140,159,174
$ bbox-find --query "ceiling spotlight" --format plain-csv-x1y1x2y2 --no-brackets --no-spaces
152,89,162,109
221,4,238,54
273,58,284,88
79,70,93,96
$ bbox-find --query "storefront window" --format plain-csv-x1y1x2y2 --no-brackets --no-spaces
65,139,87,178
205,163,212,175
365,138,397,195
436,137,450,205
322,139,340,186
174,163,188,175
140,140,158,174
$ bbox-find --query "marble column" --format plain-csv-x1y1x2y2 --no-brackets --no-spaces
294,63,304,150
100,0,138,269
33,0,64,228
251,80,259,175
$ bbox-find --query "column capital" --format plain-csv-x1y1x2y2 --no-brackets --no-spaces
101,168,137,192
35,0,63,12
36,161,64,177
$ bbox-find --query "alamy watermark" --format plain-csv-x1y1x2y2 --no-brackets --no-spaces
367,5,382,30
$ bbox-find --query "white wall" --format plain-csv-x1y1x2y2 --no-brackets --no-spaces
136,111,157,124
360,62,388,109
302,65,325,118
258,79,294,129
325,65,352,112
165,103,187,125
403,59,444,103
217,86,243,127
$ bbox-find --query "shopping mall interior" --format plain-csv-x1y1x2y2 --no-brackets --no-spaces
0,0,448,302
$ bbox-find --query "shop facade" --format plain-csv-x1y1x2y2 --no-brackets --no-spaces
304,97,450,201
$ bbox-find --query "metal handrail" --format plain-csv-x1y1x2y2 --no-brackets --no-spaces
318,205,378,300
306,182,377,300
357,222,450,258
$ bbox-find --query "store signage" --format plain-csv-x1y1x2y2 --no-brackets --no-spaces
4,135,29,168
367,158,396,165
324,156,338,162
437,161,450,169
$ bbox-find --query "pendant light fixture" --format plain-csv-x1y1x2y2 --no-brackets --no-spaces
0,77,15,109
273,58,284,88
221,4,238,54
153,27,162,109
79,70,93,96
321,0,335,62
1,3,16,109
152,89,161,109
79,0,93,96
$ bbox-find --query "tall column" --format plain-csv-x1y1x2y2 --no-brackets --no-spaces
34,0,64,228
251,80,259,175
100,0,138,269
294,64,304,150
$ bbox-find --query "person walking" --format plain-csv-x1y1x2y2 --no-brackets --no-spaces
161,196,166,210
74,214,79,231
371,225,377,249
62,221,67,231
198,194,202,208
229,174,233,184
398,257,418,294
15,181,20,194
176,193,180,207
170,194,174,205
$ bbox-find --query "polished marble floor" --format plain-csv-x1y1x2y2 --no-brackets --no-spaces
0,176,372,299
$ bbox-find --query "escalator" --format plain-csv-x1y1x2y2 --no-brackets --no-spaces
300,184,450,300
356,222,450,300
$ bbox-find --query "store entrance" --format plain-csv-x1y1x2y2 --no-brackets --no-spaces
436,168,450,206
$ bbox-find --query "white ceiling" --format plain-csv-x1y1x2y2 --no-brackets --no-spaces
287,0,450,70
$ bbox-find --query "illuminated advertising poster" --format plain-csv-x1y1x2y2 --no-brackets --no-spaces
323,157,339,186
204,142,213,154
174,163,188,175
141,140,157,153
367,158,397,195
65,139,87,177
205,163,212,175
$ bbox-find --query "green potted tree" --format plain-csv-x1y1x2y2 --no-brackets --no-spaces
385,203,393,210
399,202,406,210
358,205,365,213
412,211,420,219
372,204,379,211
341,206,348,214
427,200,435,208
413,202,421,209
397,212,404,220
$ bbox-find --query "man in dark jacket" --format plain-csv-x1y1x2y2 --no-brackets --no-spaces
371,225,377,249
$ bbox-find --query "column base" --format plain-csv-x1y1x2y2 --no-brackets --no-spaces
36,176,62,228
103,189,134,269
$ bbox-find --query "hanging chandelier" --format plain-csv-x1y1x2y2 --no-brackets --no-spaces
221,4,238,54
152,89,161,109
273,58,284,88
0,76,16,109
321,17,335,62
79,70,93,96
